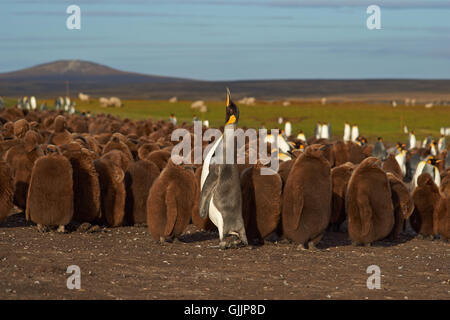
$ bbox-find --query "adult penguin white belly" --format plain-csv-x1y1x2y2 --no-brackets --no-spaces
351,125,359,142
343,122,351,142
199,88,248,249
412,156,441,189
284,121,292,137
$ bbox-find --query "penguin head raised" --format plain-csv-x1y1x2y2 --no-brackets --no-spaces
225,88,239,126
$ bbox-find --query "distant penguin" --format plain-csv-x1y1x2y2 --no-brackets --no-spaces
240,164,282,244
350,124,359,142
438,135,446,152
320,123,331,140
199,88,248,249
30,96,37,111
372,137,388,161
0,161,14,222
296,130,306,142
329,162,355,231
395,148,407,177
284,121,292,137
26,149,73,232
407,131,416,150
412,156,441,189
386,173,414,240
147,159,197,242
422,136,432,148
411,173,440,238
382,153,403,180
434,196,450,241
48,115,72,146
282,144,332,248
343,122,351,142
314,122,322,140
346,157,395,245
277,132,291,154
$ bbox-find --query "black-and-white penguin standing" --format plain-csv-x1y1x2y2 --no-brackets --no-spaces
412,155,441,189
372,137,387,160
199,88,248,249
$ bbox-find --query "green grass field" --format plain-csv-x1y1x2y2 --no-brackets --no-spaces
3,97,449,145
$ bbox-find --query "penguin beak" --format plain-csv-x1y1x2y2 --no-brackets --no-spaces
226,87,231,107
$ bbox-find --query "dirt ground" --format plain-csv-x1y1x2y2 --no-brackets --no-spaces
0,212,449,300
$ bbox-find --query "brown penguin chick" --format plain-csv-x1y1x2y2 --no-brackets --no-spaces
137,143,160,160
277,159,294,188
146,159,197,242
282,144,332,248
26,150,73,232
386,173,414,240
0,161,14,222
191,165,216,231
410,173,441,238
102,136,133,161
434,196,450,241
146,150,171,171
240,164,282,244
346,157,395,246
47,115,72,146
94,158,126,227
60,142,101,223
124,159,160,225
333,141,350,167
13,119,30,139
4,131,43,209
382,153,403,180
101,149,130,172
440,173,450,198
347,142,366,164
329,162,355,231
81,134,102,155
2,122,14,139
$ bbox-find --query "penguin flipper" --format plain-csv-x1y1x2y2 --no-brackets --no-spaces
164,183,178,237
356,195,373,238
199,165,219,219
284,184,304,230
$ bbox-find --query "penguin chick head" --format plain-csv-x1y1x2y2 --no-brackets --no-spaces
225,88,239,126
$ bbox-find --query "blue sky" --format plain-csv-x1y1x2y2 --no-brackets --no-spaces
1,0,450,80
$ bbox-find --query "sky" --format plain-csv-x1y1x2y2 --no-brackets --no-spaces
1,0,450,80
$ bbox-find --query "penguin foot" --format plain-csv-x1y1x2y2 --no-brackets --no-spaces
363,242,371,247
308,241,318,251
37,224,49,233
296,244,308,251
416,234,424,240
87,225,101,233
77,222,91,233
219,241,227,250
56,225,66,233
351,241,362,247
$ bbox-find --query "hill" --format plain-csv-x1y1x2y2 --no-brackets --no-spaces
1,60,450,101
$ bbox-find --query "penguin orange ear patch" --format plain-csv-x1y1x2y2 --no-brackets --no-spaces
226,115,236,125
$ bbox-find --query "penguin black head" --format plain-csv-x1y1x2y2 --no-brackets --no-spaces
225,88,239,126
426,156,441,166
377,137,383,142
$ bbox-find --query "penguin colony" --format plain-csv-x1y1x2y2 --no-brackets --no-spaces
0,95,449,249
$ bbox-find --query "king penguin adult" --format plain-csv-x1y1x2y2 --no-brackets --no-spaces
199,88,248,249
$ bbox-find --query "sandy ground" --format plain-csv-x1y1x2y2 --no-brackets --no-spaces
0,213,449,300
